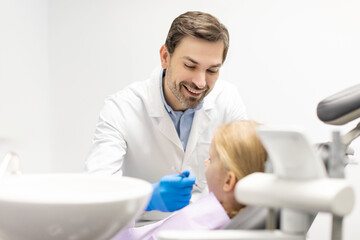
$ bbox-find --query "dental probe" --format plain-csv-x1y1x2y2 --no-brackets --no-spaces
171,166,200,188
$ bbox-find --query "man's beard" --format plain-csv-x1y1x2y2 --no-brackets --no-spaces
166,67,209,109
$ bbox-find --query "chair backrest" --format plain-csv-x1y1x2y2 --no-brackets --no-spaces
224,206,278,230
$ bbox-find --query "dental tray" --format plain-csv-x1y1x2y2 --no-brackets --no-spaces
317,84,360,125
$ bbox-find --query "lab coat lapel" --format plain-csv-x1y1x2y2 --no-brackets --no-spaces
158,115,184,150
185,86,216,157
146,66,183,151
185,108,211,157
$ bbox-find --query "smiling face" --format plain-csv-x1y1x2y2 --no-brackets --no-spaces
160,36,224,111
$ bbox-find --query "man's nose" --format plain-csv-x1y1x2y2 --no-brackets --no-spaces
192,71,206,89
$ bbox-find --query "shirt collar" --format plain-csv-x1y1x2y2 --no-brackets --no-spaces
160,68,203,115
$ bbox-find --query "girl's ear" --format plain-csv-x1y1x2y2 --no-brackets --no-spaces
223,171,238,192
160,44,170,69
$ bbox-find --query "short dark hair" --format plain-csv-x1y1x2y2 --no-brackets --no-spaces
165,11,229,63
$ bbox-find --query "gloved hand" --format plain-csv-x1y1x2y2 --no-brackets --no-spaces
145,170,196,212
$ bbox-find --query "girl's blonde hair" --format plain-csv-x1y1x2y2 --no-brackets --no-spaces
213,120,267,180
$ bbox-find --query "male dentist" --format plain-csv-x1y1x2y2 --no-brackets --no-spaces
86,11,247,218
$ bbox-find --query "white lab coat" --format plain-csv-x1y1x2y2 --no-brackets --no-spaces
86,66,247,196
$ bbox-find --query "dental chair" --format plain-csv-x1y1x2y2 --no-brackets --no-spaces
158,84,360,240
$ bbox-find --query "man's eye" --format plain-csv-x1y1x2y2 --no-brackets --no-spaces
185,64,195,69
207,69,218,74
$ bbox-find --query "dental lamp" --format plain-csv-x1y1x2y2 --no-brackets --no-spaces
158,84,360,240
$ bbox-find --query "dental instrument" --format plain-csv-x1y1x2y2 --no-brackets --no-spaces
172,166,200,188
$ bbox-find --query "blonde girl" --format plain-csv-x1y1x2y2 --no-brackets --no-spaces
205,120,268,218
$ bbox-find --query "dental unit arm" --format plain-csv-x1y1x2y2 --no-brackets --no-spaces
158,84,360,240
316,84,360,178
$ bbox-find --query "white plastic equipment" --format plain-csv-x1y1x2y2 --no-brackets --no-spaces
0,152,152,240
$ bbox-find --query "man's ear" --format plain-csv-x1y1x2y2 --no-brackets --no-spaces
223,171,238,192
160,45,170,69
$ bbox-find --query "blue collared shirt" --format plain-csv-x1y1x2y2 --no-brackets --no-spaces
160,69,203,151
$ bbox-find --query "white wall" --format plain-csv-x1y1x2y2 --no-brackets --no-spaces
1,0,360,239
0,0,52,173
226,0,360,142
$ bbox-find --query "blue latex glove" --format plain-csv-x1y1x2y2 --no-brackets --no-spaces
146,170,196,212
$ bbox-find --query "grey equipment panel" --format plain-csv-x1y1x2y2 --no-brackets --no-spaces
224,206,273,230
317,84,360,125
